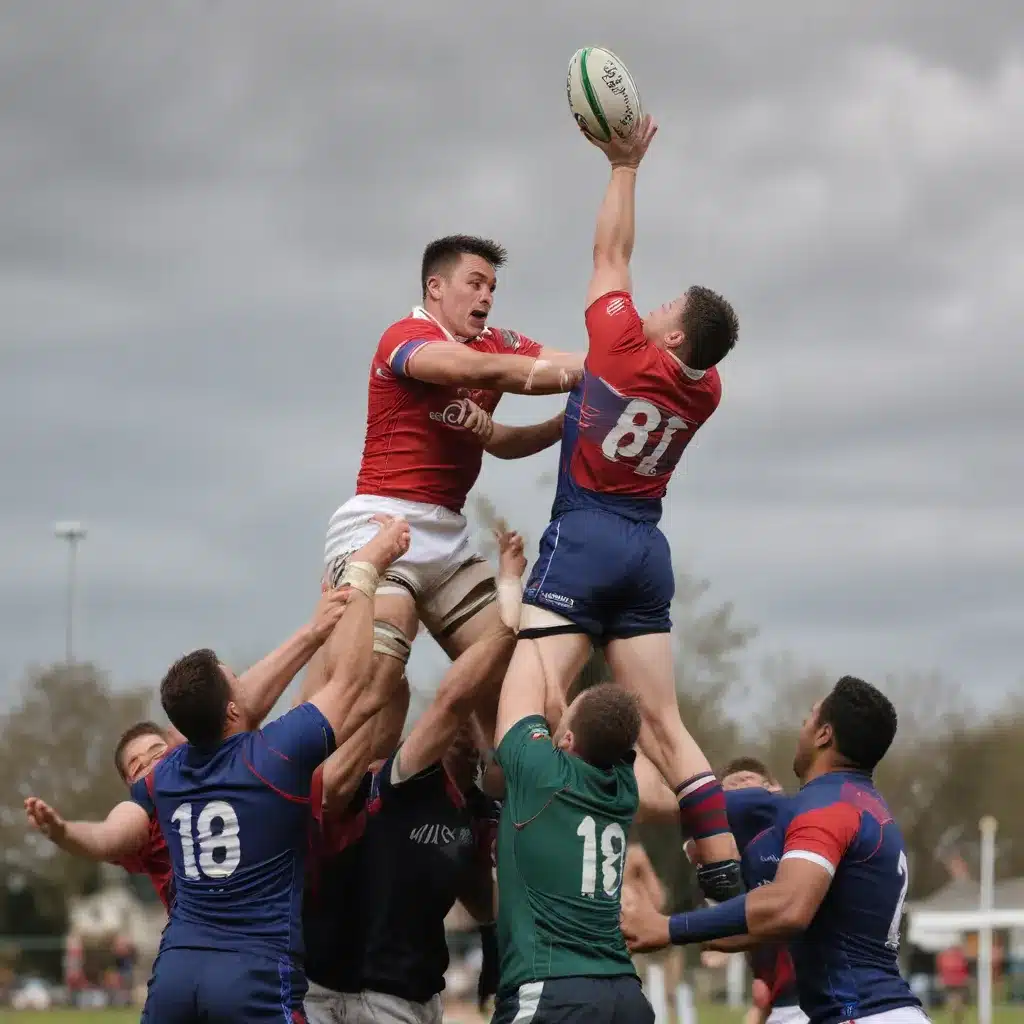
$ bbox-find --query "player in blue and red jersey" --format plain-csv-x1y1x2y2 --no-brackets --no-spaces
24,586,367,920
499,113,743,901
29,518,409,1023
623,675,929,1024
716,759,805,1024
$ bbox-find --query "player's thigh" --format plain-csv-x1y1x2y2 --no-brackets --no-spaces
140,949,199,1024
434,597,517,738
506,628,593,715
604,632,677,717
419,555,498,650
198,953,308,1022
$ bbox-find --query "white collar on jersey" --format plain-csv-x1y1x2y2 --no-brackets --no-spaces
665,347,707,380
410,305,468,344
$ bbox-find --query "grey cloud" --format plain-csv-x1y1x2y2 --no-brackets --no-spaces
2,0,1021,709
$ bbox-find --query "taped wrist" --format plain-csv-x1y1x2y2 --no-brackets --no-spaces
497,576,523,631
339,561,379,600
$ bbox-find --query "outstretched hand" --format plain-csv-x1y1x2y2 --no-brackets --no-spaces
620,885,672,953
309,586,352,643
25,796,67,845
495,523,527,580
581,113,658,170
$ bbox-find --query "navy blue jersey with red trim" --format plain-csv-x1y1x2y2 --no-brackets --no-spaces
781,771,919,1024
130,703,334,965
726,789,798,1008
550,292,721,526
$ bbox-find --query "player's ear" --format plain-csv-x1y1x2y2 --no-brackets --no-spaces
557,728,574,753
815,719,833,751
664,328,685,351
425,273,444,302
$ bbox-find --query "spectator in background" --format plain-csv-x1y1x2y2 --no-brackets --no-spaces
112,936,136,1007
937,945,970,1024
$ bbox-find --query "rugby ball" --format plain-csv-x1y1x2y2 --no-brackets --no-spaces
566,47,643,143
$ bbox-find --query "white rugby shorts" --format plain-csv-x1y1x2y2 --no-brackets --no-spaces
324,494,478,598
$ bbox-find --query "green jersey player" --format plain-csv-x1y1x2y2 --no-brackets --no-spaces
491,640,654,1023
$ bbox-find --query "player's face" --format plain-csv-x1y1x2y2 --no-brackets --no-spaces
793,699,825,781
442,724,481,791
120,733,169,785
644,296,686,352
429,255,497,339
722,770,772,792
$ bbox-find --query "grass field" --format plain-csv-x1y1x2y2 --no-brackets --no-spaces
3,1005,1024,1024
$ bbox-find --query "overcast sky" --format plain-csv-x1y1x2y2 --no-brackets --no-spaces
1,0,1021,719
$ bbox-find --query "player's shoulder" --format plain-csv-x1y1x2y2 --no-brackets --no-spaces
586,289,638,319
474,325,532,354
380,311,448,345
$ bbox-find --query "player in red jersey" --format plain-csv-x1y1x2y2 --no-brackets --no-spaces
23,584,355,912
622,676,930,1024
498,116,743,901
309,235,585,803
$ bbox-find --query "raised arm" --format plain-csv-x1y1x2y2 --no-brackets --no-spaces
583,116,658,310
386,530,526,785
307,518,411,737
237,588,351,723
25,797,150,863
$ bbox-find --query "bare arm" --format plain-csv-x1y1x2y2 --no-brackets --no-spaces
238,590,349,723
633,748,681,826
494,638,549,748
307,520,410,738
586,167,638,307
25,798,150,863
582,116,658,309
743,856,833,940
392,629,516,784
406,342,578,395
486,412,564,461
458,869,496,925
319,677,410,814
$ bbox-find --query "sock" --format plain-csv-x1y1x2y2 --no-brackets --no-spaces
675,772,730,841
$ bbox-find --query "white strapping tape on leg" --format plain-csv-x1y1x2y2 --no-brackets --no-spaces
373,621,412,664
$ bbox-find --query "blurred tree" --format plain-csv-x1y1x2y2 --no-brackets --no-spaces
0,662,153,912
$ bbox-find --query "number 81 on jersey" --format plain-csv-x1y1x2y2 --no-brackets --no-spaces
601,399,688,477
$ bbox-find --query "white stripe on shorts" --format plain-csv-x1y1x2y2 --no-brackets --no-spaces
513,981,545,1022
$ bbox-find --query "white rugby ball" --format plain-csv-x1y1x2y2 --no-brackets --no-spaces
566,47,643,144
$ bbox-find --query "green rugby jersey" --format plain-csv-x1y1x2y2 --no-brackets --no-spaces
494,714,639,995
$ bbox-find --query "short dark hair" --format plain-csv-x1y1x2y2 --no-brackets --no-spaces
570,683,641,770
817,675,897,773
722,755,772,781
114,721,167,782
682,285,739,370
159,648,231,748
420,235,508,297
